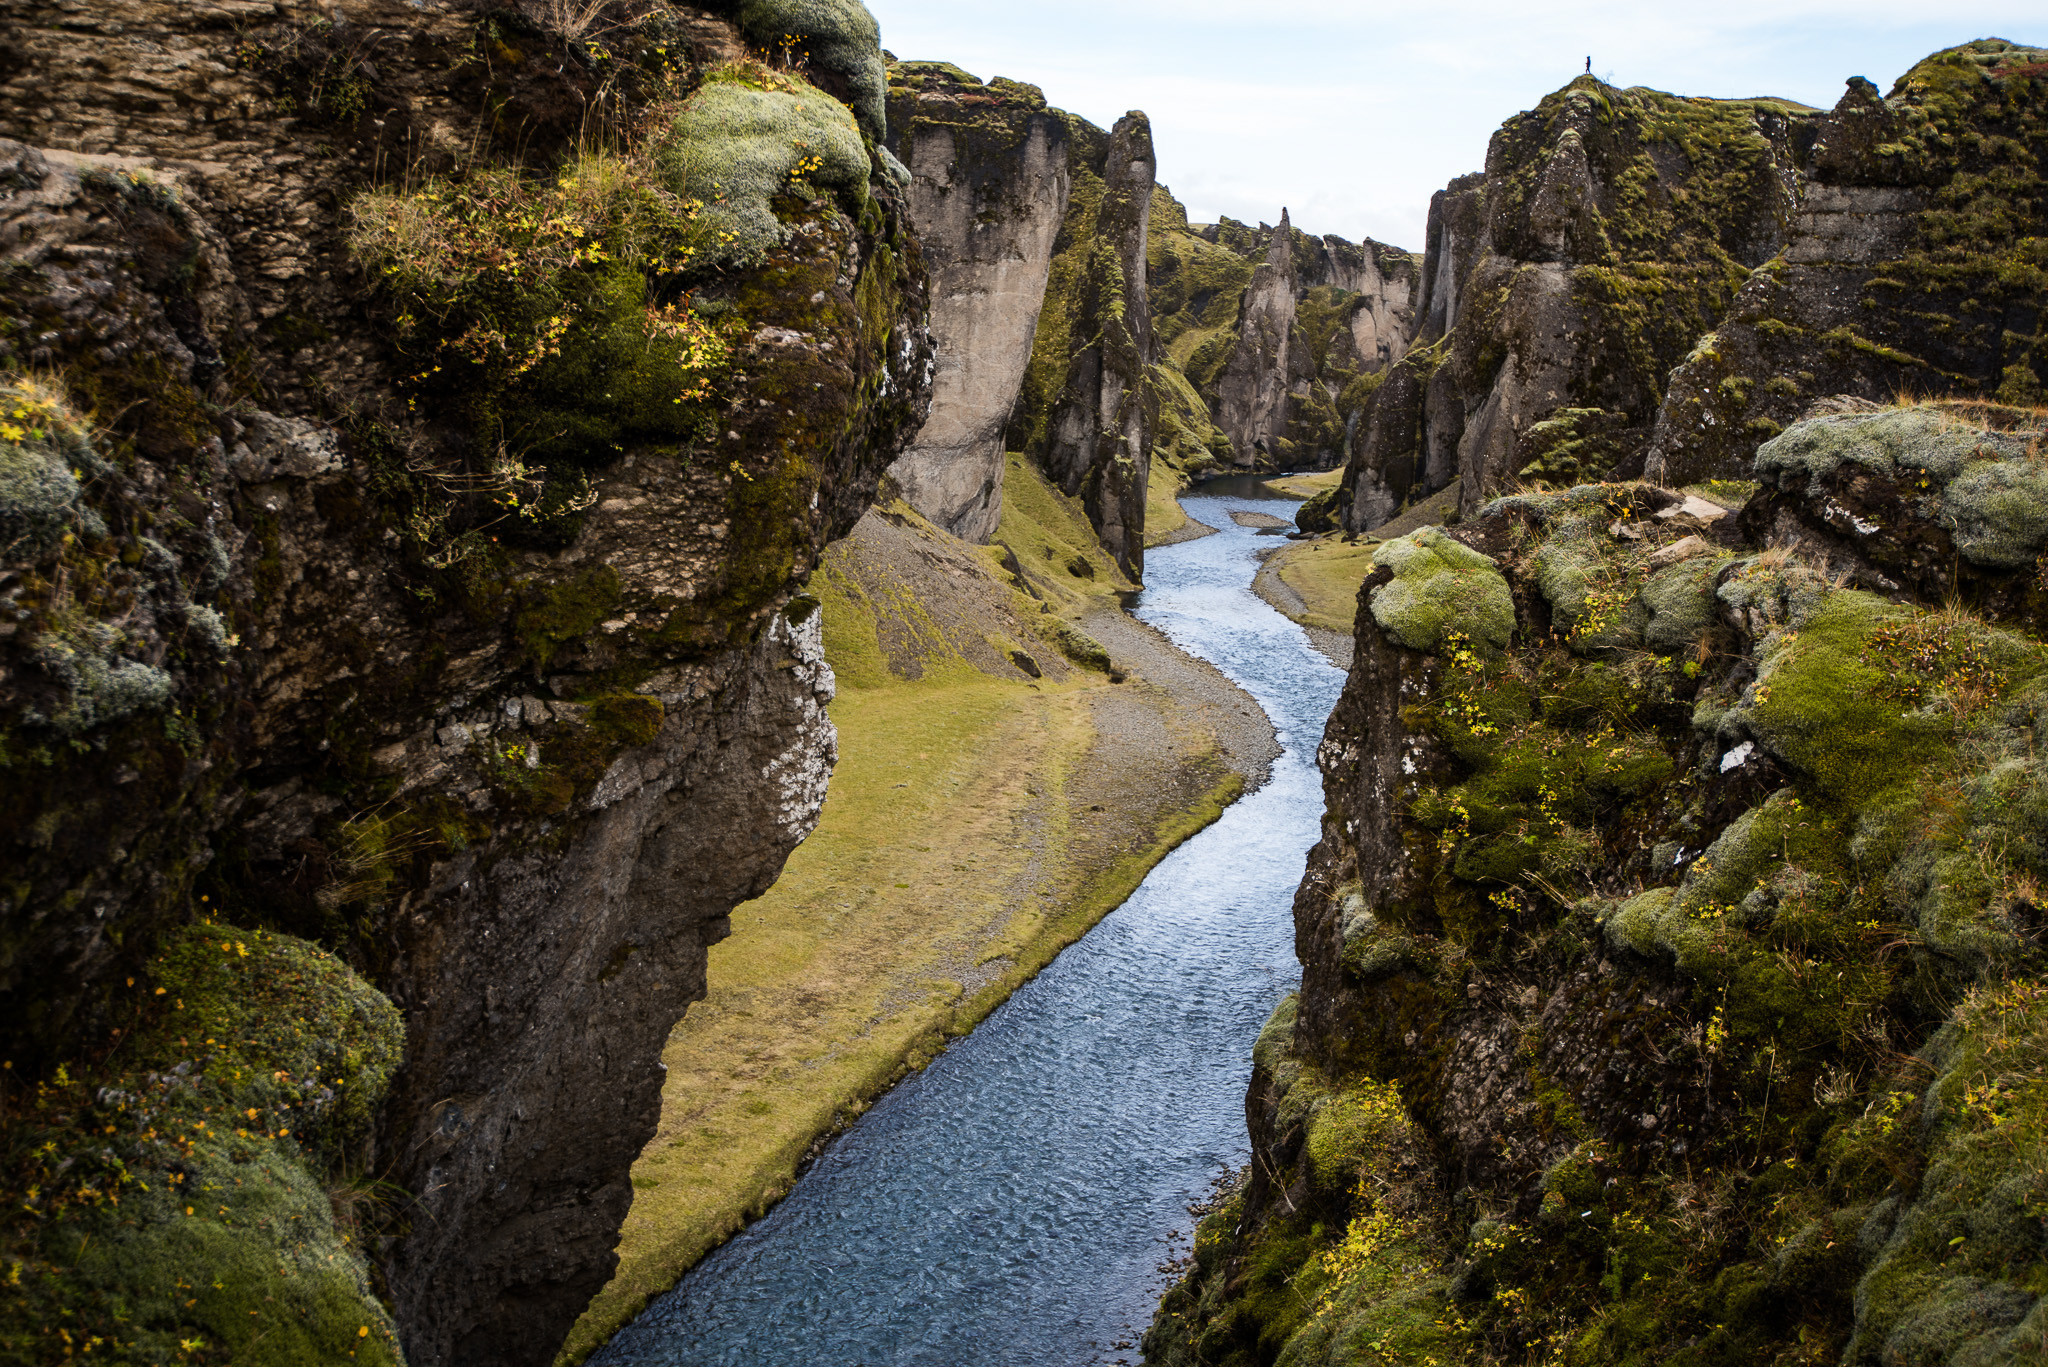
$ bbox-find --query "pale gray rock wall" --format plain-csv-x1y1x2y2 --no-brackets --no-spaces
1215,209,1302,468
884,70,1071,541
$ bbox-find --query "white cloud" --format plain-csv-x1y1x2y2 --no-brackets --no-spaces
868,2,2043,249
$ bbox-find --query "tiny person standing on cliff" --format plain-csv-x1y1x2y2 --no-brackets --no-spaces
1585,56,1592,74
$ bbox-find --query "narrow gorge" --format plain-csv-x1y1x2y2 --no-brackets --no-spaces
1,6,2044,1367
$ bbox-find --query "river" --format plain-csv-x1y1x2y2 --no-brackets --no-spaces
592,484,1347,1367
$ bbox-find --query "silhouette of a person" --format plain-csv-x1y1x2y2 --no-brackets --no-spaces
1585,56,1592,75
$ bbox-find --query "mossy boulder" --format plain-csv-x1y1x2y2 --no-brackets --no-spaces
1845,980,2048,1366
1639,552,1731,654
1,925,406,1366
1755,407,2048,575
1367,527,1515,654
1294,484,1340,535
657,69,872,274
734,0,888,139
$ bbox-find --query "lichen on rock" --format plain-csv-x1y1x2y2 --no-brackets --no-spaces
1367,526,1515,653
657,66,873,273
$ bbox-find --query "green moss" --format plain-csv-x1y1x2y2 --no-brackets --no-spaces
1,926,405,1366
1148,189,1256,366
1731,591,1949,804
348,152,731,560
514,565,623,669
1150,361,1228,478
1844,977,2048,1366
1519,407,1630,488
1302,1078,1405,1196
1753,411,2048,557
1367,528,1515,654
658,70,871,273
1043,618,1113,674
1640,553,1732,654
735,0,887,139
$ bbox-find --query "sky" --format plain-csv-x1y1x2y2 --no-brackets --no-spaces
864,1,2043,251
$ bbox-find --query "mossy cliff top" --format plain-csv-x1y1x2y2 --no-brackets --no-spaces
1648,39,2048,486
1149,404,2048,1366
1330,37,2045,539
1,3,931,1365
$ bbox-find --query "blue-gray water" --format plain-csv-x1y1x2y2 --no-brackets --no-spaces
595,488,1346,1367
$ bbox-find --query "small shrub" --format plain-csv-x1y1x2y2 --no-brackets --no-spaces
349,149,731,560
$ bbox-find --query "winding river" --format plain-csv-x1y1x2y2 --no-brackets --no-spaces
594,485,1347,1367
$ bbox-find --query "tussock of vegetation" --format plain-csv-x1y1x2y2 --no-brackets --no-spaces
733,0,888,139
349,147,729,561
656,64,871,273
0,927,404,1366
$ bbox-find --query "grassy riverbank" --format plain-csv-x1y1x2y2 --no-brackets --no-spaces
561,460,1262,1364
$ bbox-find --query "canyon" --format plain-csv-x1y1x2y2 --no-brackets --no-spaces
0,4,2044,1367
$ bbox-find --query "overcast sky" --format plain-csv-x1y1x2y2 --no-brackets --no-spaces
865,1,2042,251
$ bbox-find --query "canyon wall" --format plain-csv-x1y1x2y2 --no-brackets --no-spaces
882,63,1070,543
1330,40,2048,535
1149,39,2048,1367
1152,210,1423,481
0,4,930,1365
1008,106,1161,580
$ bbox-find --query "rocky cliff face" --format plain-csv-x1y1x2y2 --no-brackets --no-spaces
1150,399,2048,1367
1213,210,1308,470
882,63,1070,542
1647,42,2048,486
1149,41,2048,1367
0,4,930,1365
1165,213,1421,478
1332,41,2048,535
1011,109,1160,580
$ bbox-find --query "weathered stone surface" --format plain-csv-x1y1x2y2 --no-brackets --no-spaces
1171,212,1421,478
883,63,1070,542
1331,76,1814,531
1214,208,1304,469
1647,43,2048,486
1014,109,1158,579
1329,43,2047,535
0,5,931,1366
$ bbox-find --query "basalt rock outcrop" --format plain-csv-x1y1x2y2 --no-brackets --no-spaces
881,63,1070,542
1149,398,2048,1367
1010,108,1160,581
0,4,930,1366
1147,209,1422,481
1329,40,2048,535
1197,213,1422,474
1647,41,2048,486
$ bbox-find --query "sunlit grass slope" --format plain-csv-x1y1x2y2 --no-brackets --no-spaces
563,460,1237,1362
